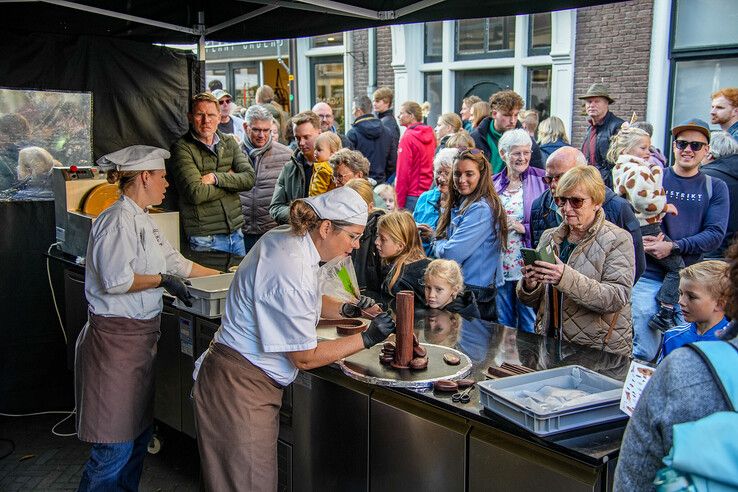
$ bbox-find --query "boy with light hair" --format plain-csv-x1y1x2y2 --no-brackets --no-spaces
657,260,730,362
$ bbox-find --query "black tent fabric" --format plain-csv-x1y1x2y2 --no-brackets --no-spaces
4,0,621,44
0,32,198,159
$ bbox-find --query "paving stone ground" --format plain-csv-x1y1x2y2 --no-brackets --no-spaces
0,414,199,491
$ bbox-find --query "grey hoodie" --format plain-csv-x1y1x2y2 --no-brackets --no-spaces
614,338,738,491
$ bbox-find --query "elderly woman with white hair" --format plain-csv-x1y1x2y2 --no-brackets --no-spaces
702,130,738,259
414,147,457,253
493,128,547,331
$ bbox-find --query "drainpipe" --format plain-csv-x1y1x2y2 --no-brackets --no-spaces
367,28,377,96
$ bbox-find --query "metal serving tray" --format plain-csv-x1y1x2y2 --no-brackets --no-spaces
478,365,626,436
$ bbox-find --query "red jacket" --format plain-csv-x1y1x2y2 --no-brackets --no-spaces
395,123,436,208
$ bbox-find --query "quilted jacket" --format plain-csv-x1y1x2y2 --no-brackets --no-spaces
239,141,292,235
168,131,255,237
516,209,634,357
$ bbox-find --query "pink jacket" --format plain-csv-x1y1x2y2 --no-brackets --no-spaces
395,123,436,208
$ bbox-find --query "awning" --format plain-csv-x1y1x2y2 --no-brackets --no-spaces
3,0,622,43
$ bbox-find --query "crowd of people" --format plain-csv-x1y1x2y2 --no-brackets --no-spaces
77,80,738,490
166,82,738,365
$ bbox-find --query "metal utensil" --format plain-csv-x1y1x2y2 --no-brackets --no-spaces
452,384,475,404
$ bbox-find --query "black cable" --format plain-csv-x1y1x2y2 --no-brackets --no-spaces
0,438,15,460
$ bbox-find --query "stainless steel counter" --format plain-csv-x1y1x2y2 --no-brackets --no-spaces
51,245,628,491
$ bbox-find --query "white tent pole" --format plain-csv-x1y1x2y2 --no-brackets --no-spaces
395,0,447,19
294,0,382,19
205,5,278,35
243,0,372,19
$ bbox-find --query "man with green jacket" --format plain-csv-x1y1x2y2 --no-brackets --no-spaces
169,92,255,255
269,111,321,224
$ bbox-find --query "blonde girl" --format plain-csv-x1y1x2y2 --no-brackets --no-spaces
375,211,430,305
374,183,397,211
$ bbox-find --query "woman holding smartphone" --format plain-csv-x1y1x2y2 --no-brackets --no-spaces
517,166,634,356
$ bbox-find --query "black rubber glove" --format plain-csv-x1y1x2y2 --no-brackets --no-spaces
340,295,377,318
159,274,194,307
360,312,396,349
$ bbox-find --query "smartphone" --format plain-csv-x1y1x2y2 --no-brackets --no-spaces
521,244,556,265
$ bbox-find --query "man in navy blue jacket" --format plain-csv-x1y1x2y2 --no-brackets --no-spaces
347,95,395,184
632,118,729,362
530,146,645,282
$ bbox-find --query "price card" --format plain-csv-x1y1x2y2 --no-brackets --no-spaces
619,359,656,416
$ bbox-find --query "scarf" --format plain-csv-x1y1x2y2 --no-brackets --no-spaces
242,135,272,163
485,125,505,174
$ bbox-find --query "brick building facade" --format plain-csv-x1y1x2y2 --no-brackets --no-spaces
351,26,395,100
572,0,654,147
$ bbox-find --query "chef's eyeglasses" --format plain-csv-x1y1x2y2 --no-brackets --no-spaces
674,140,707,152
553,196,590,209
332,223,362,243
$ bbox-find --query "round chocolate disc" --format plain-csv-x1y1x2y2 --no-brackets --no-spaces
413,345,427,358
383,342,396,350
409,357,428,370
443,353,461,366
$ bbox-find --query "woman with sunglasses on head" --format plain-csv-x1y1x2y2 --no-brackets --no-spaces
433,148,508,321
492,129,547,332
517,166,635,356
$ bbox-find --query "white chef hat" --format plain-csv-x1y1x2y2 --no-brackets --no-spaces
96,145,170,171
303,186,368,226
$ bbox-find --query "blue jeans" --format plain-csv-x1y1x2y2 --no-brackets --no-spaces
632,276,685,361
496,280,536,333
243,233,262,255
404,195,419,212
189,229,245,255
78,426,153,492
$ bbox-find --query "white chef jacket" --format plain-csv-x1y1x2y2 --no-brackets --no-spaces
209,225,321,386
85,195,193,319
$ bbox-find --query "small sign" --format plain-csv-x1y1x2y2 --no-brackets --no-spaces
619,360,655,416
288,74,294,81
179,317,193,357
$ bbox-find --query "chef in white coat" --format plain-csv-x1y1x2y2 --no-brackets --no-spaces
193,186,395,491
75,145,219,491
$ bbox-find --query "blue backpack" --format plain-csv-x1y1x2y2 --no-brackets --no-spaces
655,341,738,491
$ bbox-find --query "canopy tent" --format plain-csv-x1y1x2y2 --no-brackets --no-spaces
4,0,620,43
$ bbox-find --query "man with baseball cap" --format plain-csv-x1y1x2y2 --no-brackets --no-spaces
579,83,625,188
212,89,246,145
631,118,729,361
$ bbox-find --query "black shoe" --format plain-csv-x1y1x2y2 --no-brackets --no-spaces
648,306,677,333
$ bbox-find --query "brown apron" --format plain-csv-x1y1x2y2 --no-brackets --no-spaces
193,343,284,492
74,311,161,443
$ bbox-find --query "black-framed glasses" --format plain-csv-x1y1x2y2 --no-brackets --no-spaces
554,196,591,209
543,173,564,185
674,140,707,152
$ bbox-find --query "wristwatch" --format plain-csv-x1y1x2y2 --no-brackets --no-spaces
671,242,681,255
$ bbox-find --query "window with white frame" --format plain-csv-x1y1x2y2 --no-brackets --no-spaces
420,14,556,119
